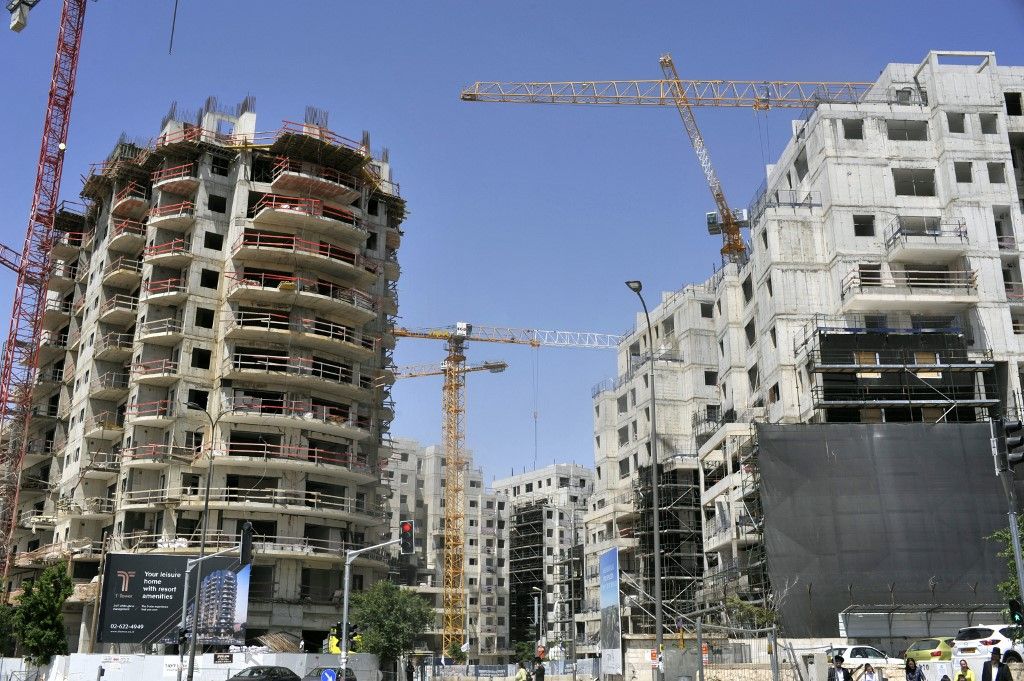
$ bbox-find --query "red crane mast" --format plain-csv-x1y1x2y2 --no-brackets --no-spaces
0,0,89,587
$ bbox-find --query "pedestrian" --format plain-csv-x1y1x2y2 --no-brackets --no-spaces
957,659,977,681
906,659,925,681
515,662,528,681
406,660,414,681
534,660,546,681
983,648,1013,681
862,664,880,681
830,655,854,681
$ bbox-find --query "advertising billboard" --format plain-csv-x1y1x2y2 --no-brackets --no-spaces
97,553,251,645
599,548,622,675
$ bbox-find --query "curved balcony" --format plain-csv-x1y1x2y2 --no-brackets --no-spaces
125,399,176,426
231,231,380,284
151,162,199,196
48,262,79,292
142,277,188,305
271,157,362,204
42,299,72,329
94,332,134,362
131,359,179,386
143,238,192,268
122,485,385,522
225,353,369,400
109,218,146,253
220,442,374,479
225,312,376,359
37,330,68,363
52,231,90,260
98,294,138,326
223,396,372,440
107,532,387,566
250,194,366,244
138,318,183,346
121,444,196,469
102,256,143,288
226,272,377,325
148,201,195,232
84,412,125,441
89,372,130,400
111,182,150,219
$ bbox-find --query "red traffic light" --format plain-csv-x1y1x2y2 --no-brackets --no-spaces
401,521,413,532
399,519,415,555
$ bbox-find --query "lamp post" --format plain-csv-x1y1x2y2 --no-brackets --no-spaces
625,280,663,680
183,400,232,681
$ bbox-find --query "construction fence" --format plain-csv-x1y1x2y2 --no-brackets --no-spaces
694,622,800,681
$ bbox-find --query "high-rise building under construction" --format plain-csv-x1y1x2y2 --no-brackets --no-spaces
9,98,405,650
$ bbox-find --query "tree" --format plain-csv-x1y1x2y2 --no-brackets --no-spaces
13,561,73,665
445,641,466,663
0,603,17,657
349,580,433,672
989,518,1024,604
511,641,536,665
723,595,776,629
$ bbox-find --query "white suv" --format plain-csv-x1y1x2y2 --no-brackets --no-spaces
952,625,1024,670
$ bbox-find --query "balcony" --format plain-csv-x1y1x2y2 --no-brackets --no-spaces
883,217,968,262
222,442,374,479
226,272,377,324
108,218,146,253
250,194,366,244
33,365,63,392
102,256,143,288
52,231,90,260
111,182,150,219
81,450,121,479
58,496,115,519
108,532,386,565
22,439,57,467
98,294,138,325
30,403,61,422
89,372,130,400
121,444,196,469
807,347,993,373
19,509,57,530
148,201,195,232
83,412,125,440
225,353,369,399
42,299,72,328
122,485,386,522
270,157,362,204
37,330,68,363
231,231,380,283
225,312,376,359
131,359,179,385
143,238,192,268
151,162,199,196
138,318,183,346
1008,283,1024,306
48,262,79,292
142,277,188,305
94,332,134,362
840,269,978,313
223,396,372,440
125,399,176,426
810,383,998,408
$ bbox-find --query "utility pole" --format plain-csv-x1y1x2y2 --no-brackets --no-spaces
341,539,400,669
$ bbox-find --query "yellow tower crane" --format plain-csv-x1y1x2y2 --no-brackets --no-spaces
393,322,622,654
460,55,875,262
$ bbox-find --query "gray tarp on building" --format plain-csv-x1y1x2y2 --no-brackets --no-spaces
757,422,1010,637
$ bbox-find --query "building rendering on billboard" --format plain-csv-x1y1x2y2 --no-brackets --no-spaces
97,553,250,646
599,548,622,674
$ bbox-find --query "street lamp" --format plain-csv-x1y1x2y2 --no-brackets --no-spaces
625,280,664,680
183,399,232,681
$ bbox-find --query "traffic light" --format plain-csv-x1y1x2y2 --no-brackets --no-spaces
1011,599,1024,626
994,418,1024,472
399,519,415,555
240,522,253,565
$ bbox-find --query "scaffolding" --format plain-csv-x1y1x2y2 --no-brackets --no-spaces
632,463,703,632
508,501,545,645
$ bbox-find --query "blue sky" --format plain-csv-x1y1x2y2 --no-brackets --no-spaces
1,1,1023,482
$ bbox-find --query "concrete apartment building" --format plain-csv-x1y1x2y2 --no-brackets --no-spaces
11,98,405,649
581,49,1024,653
386,439,510,663
491,464,593,652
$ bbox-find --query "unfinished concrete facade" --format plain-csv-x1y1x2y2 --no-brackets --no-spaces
386,439,510,663
581,49,1024,651
12,99,405,650
491,464,593,651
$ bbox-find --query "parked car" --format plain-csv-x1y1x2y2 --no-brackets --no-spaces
301,668,358,681
906,637,955,662
952,625,1024,668
826,645,903,668
228,667,301,681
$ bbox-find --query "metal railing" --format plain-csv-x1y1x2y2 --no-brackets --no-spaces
151,161,196,184
811,383,995,404
139,318,183,336
125,399,175,419
143,238,191,259
883,217,968,250
110,217,145,240
84,412,125,432
143,277,186,297
99,294,139,316
148,200,195,220
132,358,179,376
841,268,977,297
96,331,134,354
225,442,370,472
250,193,363,230
224,396,372,430
103,256,142,277
230,352,358,386
233,231,380,274
122,486,386,517
272,156,361,190
808,346,992,368
226,271,378,312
